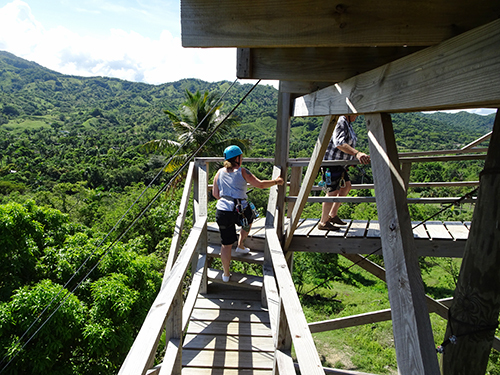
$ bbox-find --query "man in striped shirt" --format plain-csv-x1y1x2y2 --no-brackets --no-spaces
318,115,371,231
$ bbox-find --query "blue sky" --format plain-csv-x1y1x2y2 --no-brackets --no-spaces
0,0,244,84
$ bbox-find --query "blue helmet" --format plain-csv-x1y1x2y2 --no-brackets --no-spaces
223,145,243,160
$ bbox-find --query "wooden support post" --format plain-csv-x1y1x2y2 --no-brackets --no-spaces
284,115,338,250
442,110,500,374
401,162,412,192
287,166,303,218
365,113,440,375
275,84,292,239
162,287,183,375
194,161,208,294
273,297,294,375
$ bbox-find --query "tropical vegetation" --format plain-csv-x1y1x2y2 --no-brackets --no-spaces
0,50,498,374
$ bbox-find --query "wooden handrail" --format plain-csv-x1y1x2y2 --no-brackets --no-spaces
164,162,195,283
285,196,477,204
266,228,325,374
119,216,207,375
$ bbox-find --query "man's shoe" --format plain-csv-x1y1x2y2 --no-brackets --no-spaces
318,222,338,231
235,246,251,254
328,215,347,225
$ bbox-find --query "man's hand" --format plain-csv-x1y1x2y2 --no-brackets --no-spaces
356,152,371,165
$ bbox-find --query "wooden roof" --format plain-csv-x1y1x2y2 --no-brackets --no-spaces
181,0,500,92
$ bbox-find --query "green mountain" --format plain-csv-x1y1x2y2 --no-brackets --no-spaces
0,50,495,193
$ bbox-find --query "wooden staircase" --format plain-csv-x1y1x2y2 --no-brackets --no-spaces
182,220,273,374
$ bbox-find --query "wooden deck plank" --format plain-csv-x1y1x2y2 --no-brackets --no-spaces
308,221,328,237
411,221,429,239
183,333,274,352
425,221,453,240
182,349,274,370
346,220,369,238
444,221,469,240
182,369,272,375
207,245,264,264
186,320,272,337
207,269,263,289
327,219,352,238
195,297,264,312
366,220,381,238
293,218,318,236
190,308,270,324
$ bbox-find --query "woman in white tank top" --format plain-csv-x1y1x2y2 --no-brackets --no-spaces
212,145,284,282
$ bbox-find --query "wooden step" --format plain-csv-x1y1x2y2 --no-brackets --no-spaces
207,245,264,264
207,268,263,290
182,369,272,375
183,332,274,352
182,349,274,370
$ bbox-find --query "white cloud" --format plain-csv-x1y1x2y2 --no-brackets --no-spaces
0,0,239,85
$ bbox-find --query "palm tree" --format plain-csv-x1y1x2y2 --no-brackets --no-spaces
143,89,250,172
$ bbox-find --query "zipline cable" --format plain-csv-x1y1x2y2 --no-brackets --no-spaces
0,78,258,373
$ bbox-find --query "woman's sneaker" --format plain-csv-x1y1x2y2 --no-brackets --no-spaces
222,274,230,282
235,246,251,254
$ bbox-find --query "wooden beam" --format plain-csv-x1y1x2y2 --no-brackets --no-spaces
366,113,440,374
461,131,493,150
181,0,500,48
309,298,453,333
288,237,466,258
284,115,338,250
294,19,500,116
443,110,500,373
237,47,424,82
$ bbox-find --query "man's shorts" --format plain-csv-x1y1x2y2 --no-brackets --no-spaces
216,205,254,245
323,166,350,193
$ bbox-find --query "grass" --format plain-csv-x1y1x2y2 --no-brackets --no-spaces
294,255,471,374
2,117,51,131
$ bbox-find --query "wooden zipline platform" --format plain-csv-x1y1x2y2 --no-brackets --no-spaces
208,217,471,258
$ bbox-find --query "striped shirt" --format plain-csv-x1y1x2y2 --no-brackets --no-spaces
324,116,357,161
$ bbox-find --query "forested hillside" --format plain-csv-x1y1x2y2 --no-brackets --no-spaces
0,51,498,374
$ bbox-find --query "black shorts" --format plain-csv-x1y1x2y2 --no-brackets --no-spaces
323,166,350,193
216,205,254,245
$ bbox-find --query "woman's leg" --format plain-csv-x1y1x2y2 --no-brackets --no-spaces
237,225,251,250
221,244,233,277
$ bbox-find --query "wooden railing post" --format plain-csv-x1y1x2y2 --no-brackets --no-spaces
287,166,302,218
193,160,208,294
163,286,183,375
